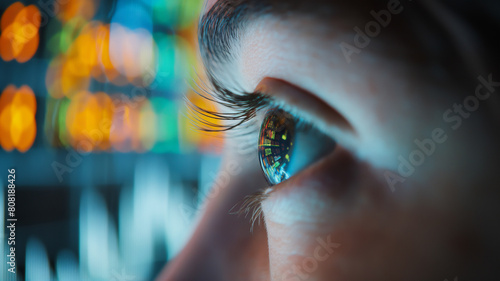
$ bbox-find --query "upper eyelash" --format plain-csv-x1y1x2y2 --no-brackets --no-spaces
187,77,317,137
187,78,270,132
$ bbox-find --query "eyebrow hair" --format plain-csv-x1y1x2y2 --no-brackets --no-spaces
198,0,272,81
197,0,336,75
199,0,244,66
198,0,500,71
197,0,337,93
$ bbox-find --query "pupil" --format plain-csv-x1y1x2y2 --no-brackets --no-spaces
258,108,295,185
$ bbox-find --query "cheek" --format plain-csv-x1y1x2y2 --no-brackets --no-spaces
261,148,463,281
261,146,379,231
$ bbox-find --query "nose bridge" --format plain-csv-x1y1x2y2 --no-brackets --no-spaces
156,169,270,281
157,213,269,281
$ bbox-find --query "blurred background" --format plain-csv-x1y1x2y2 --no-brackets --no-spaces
0,0,225,280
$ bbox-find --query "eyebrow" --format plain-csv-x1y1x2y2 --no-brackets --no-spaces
198,0,336,86
199,1,239,66
198,0,270,79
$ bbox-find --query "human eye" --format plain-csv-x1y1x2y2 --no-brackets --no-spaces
258,107,336,186
189,75,348,195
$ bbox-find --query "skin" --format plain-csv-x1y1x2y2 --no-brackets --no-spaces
158,0,500,280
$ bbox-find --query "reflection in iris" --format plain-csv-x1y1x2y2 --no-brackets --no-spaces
258,108,295,185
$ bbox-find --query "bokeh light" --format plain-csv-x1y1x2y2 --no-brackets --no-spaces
65,91,114,152
1,0,224,154
0,2,41,63
153,0,203,29
0,0,231,280
56,0,98,24
109,24,157,85
0,85,37,152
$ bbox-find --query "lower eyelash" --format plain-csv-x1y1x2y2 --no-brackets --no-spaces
230,187,274,232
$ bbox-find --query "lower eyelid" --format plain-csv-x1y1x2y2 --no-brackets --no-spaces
261,145,358,225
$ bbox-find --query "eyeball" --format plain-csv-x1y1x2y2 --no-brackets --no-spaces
258,108,336,186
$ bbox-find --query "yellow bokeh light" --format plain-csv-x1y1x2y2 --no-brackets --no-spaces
15,85,37,113
60,58,91,98
64,91,118,152
0,85,37,152
11,106,35,149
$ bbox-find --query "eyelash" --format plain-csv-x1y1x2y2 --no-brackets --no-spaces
188,79,314,137
187,79,271,133
188,80,273,230
189,78,318,230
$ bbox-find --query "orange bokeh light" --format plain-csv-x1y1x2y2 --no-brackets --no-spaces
93,23,120,83
46,22,136,98
65,91,115,152
56,0,98,23
45,20,161,100
0,2,40,63
1,2,24,31
60,91,163,153
0,85,37,152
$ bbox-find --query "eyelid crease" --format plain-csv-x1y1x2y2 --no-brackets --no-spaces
256,78,355,139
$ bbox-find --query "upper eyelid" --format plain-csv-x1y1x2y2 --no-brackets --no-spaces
256,78,356,143
265,99,335,139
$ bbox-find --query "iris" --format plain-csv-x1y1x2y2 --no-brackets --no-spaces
258,108,296,185
258,108,337,186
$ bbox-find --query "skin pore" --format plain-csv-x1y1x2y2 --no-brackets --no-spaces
158,0,500,280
